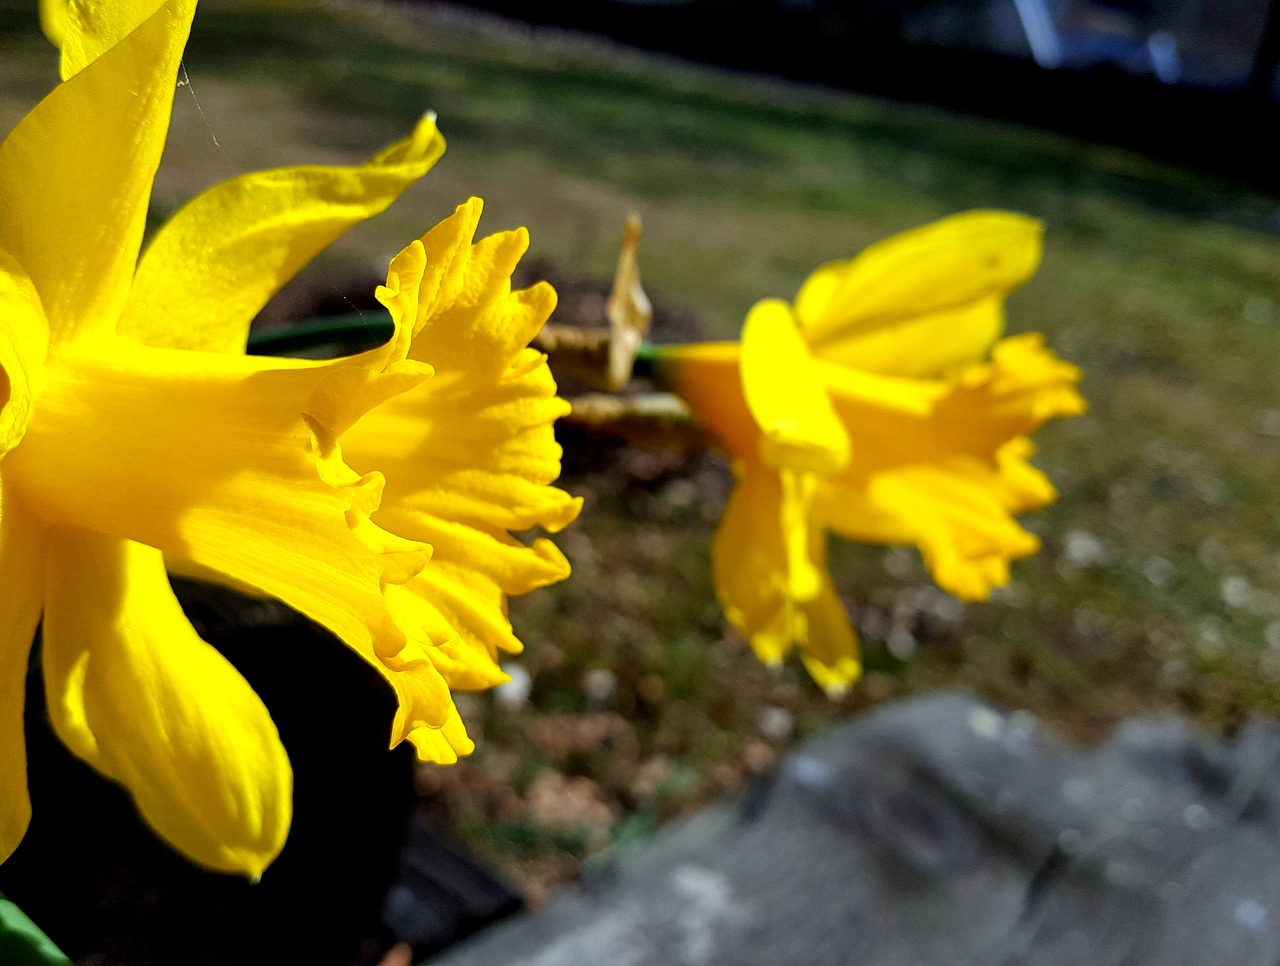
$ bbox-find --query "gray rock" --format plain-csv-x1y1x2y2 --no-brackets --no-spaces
427,693,1280,965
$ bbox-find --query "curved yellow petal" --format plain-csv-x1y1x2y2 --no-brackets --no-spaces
55,0,168,79
797,576,862,698
796,211,1043,373
38,0,68,49
741,299,849,475
121,115,447,354
811,296,1007,378
381,510,571,671
822,333,1084,485
0,473,46,864
0,0,195,341
712,461,825,663
405,702,475,765
650,341,759,461
40,531,290,877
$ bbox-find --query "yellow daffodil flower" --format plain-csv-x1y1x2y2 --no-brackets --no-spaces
653,212,1085,695
1,0,577,877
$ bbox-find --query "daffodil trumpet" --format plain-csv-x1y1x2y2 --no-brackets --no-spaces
651,211,1086,695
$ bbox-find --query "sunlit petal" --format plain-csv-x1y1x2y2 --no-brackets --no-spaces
797,576,861,697
40,531,290,877
0,473,46,864
122,115,447,354
741,299,849,475
0,0,194,340
55,0,168,78
38,0,68,49
796,211,1042,372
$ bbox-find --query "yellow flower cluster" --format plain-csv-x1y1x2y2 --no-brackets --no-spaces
0,0,577,876
654,213,1085,694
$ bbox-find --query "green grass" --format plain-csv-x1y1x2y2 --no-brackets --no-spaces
4,0,1280,893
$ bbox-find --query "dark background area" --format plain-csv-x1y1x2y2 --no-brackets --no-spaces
419,0,1280,192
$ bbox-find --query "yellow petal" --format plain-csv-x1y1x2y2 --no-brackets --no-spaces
405,701,475,765
40,531,290,877
0,473,46,864
0,249,50,460
868,462,1041,601
0,0,195,341
38,0,68,49
712,462,860,692
741,299,849,475
796,211,1043,374
381,510,571,672
813,479,916,546
650,341,760,461
121,115,447,355
819,332,1081,599
797,576,862,698
55,0,168,79
712,462,815,659
398,199,560,376
822,333,1083,486
344,201,580,682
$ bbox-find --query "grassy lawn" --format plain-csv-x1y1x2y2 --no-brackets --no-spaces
4,0,1280,896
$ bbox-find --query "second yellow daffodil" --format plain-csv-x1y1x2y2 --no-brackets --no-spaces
654,212,1085,695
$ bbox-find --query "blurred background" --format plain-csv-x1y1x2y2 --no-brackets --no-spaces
2,0,1280,956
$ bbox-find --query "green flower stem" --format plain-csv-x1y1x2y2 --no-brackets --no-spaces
0,895,71,965
563,391,711,450
247,313,394,356
249,314,666,382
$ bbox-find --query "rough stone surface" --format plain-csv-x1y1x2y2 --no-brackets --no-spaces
426,692,1280,965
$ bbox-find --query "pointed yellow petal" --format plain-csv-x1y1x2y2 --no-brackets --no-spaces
40,532,290,877
712,462,858,693
55,0,168,79
712,462,804,663
797,577,862,698
811,296,1008,378
405,702,475,765
121,115,447,354
39,0,68,49
0,473,46,864
796,211,1043,374
741,299,849,475
0,0,195,341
